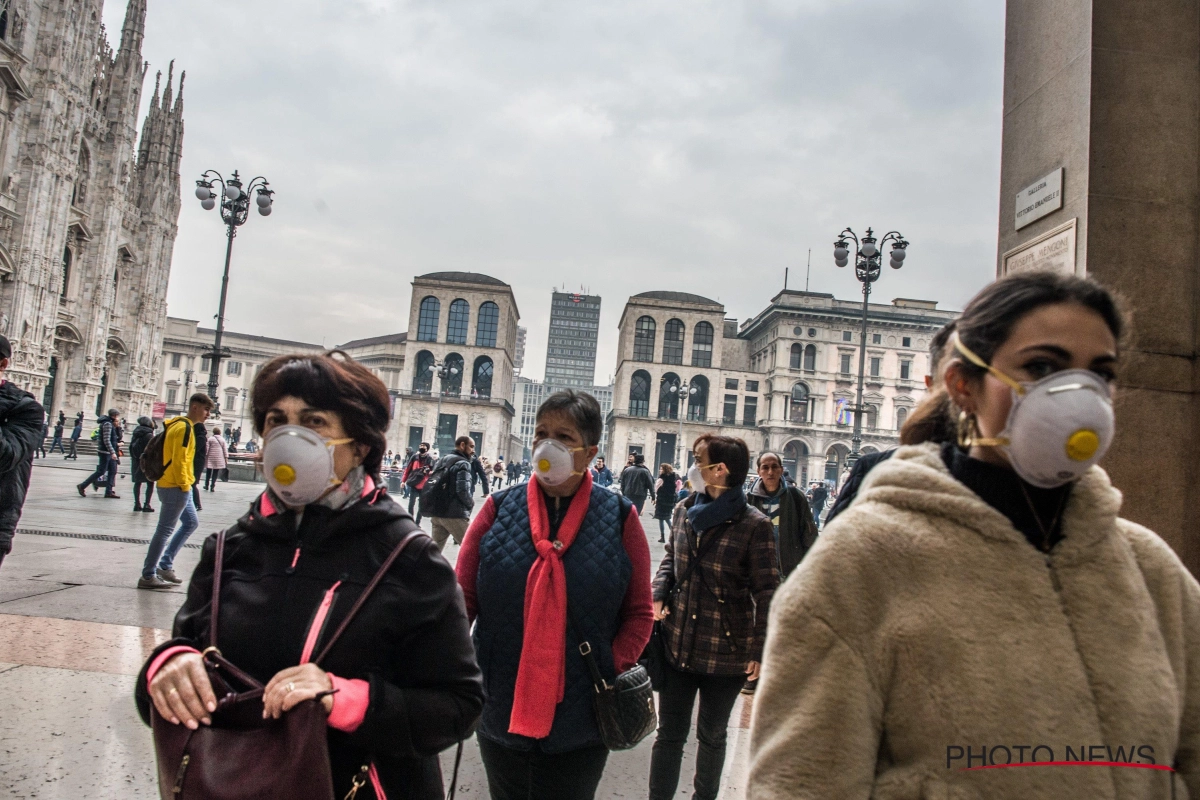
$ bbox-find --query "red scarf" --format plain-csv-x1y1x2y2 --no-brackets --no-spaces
508,469,594,738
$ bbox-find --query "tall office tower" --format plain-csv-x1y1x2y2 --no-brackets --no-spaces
544,291,601,388
514,326,527,376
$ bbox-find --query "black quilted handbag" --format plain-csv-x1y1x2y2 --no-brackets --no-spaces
578,640,657,751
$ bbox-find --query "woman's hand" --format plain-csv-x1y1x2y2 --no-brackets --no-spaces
653,600,670,621
262,663,334,719
745,661,761,682
148,652,217,730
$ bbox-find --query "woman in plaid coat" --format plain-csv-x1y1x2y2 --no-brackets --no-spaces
649,434,780,800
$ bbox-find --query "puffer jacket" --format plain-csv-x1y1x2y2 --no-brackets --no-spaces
0,381,44,553
128,418,156,483
135,482,483,799
749,443,1200,800
206,433,228,469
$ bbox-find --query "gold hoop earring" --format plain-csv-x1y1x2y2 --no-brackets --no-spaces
957,410,978,449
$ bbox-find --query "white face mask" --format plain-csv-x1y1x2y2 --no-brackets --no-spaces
532,439,585,487
687,462,724,494
954,335,1115,489
262,425,354,506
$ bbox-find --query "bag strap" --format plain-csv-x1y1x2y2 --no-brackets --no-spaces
312,529,427,665
210,527,230,649
668,517,729,599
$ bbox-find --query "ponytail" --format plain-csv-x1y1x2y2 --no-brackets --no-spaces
900,389,957,446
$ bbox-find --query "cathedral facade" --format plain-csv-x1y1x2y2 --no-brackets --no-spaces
0,0,182,425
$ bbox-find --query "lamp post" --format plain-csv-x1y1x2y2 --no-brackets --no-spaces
428,358,460,453
181,368,194,409
833,227,908,468
194,169,274,407
661,377,698,470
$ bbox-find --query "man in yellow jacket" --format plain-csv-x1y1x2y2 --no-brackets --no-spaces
139,393,213,589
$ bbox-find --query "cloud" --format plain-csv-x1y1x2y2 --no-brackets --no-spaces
109,0,1005,384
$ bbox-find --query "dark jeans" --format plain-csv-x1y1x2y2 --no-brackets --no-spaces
648,664,745,800
48,435,64,454
407,489,422,524
813,504,824,529
66,438,79,459
478,735,608,800
657,518,669,538
629,495,647,515
132,481,154,507
81,453,116,494
204,468,219,491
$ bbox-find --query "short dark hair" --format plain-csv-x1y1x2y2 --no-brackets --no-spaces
252,351,392,476
535,389,603,448
420,442,430,448
633,453,645,465
756,451,782,467
455,435,473,449
693,433,750,487
189,393,215,411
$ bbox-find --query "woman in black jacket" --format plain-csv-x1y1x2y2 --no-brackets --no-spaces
135,351,483,799
653,462,680,543
128,416,156,513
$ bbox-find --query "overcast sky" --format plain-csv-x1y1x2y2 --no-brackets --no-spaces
107,0,1005,384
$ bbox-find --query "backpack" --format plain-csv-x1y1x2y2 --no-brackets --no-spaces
140,419,191,483
419,456,465,517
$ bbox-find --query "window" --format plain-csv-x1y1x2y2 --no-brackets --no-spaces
446,299,470,345
866,404,879,430
442,353,464,397
903,336,912,348
167,388,177,405
743,396,757,427
840,353,852,373
870,357,881,377
413,350,435,393
658,373,682,419
723,394,738,425
476,302,500,347
629,370,651,417
803,344,816,372
472,356,493,399
790,343,803,369
61,247,71,299
896,407,908,430
725,378,738,390
663,319,685,364
200,356,212,373
843,331,853,342
416,296,440,342
692,322,714,367
872,333,882,344
633,317,656,362
745,380,759,392
687,376,709,421
226,361,242,377
808,328,817,337
900,361,911,381
170,353,181,369
790,383,810,424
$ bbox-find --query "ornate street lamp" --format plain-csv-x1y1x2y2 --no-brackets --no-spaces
833,227,909,467
429,358,460,453
661,377,698,470
194,170,275,407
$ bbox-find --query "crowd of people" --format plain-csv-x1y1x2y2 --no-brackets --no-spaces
0,271,1197,799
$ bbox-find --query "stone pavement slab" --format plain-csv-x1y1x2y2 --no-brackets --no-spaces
0,583,188,629
0,577,71,604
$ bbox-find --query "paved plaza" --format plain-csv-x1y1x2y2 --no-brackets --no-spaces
0,462,752,799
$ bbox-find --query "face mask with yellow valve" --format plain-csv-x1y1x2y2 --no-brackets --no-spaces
953,334,1115,488
262,425,354,506
531,438,586,487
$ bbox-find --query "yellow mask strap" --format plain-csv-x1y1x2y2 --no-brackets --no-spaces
325,437,354,447
952,334,1025,395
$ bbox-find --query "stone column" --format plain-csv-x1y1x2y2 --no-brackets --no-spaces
998,0,1200,573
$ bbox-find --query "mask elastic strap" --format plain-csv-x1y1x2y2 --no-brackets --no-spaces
326,437,354,447
952,334,1025,396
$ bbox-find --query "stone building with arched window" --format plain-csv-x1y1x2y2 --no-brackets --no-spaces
606,289,959,489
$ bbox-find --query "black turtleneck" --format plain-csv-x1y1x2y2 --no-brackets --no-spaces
941,443,1072,553
539,484,574,538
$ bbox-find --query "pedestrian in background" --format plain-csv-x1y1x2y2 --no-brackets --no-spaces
470,450,490,497
190,417,207,511
748,272,1200,800
139,393,212,589
591,456,613,488
33,417,47,458
456,390,652,800
401,442,433,524
0,335,45,570
66,411,82,459
204,425,228,491
650,434,778,800
619,452,654,514
77,408,121,498
137,351,482,799
653,462,681,543
506,458,519,487
424,435,476,551
491,457,504,490
48,411,65,454
128,416,156,513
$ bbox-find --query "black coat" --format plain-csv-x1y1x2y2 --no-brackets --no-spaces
0,382,44,552
620,464,654,502
423,452,474,520
128,419,155,483
654,472,680,519
134,488,483,800
747,481,818,579
191,422,208,482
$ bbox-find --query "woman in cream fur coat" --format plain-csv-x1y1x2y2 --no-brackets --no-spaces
749,272,1200,800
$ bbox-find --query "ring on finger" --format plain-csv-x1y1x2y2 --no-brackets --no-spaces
286,681,295,693
168,687,179,695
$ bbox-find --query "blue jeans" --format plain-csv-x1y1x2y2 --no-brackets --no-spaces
142,486,198,579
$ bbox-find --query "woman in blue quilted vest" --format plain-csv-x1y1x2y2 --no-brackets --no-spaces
456,389,654,800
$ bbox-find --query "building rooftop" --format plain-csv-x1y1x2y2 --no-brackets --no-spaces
632,290,722,307
193,326,323,350
338,332,408,350
417,271,509,287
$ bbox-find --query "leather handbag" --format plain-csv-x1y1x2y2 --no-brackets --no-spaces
567,604,657,751
151,526,427,800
